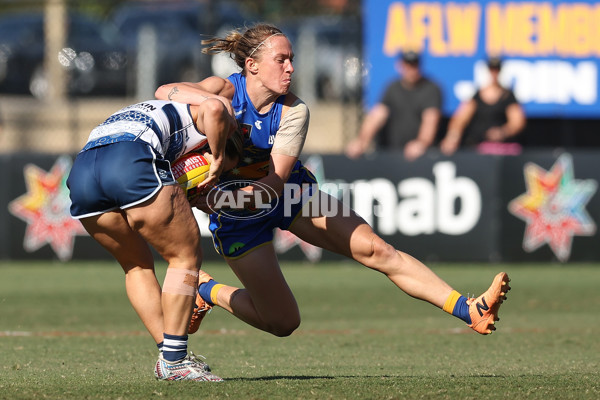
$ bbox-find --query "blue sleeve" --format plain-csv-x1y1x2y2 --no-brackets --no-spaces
227,73,245,107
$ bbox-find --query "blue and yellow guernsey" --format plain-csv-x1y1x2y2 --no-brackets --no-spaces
220,73,287,181
208,73,317,258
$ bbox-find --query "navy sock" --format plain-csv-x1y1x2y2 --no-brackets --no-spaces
452,296,472,324
157,341,164,353
162,333,188,363
198,279,217,306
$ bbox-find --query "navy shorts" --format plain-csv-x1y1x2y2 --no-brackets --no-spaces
67,141,175,219
209,162,318,259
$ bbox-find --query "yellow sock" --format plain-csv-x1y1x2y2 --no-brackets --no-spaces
210,284,225,306
443,290,472,323
442,290,462,314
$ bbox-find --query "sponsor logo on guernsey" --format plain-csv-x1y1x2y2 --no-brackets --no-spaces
254,120,262,130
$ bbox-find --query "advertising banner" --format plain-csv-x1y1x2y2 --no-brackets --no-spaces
363,0,600,118
308,153,501,262
2,151,598,263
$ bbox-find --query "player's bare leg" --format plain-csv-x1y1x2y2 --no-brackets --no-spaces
289,193,454,307
189,190,510,337
81,186,199,339
192,244,300,337
122,185,196,329
289,191,510,334
80,212,164,343
82,185,222,380
129,185,221,380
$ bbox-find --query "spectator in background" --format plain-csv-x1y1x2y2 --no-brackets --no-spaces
440,57,526,156
345,51,442,161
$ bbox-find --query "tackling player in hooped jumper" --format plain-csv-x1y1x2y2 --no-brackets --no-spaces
67,98,242,382
156,22,512,381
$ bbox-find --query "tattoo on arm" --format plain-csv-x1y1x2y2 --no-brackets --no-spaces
167,86,179,101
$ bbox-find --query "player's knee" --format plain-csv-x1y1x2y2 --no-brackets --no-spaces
355,235,398,274
268,315,300,337
360,234,395,263
372,236,397,261
167,252,202,272
270,322,300,338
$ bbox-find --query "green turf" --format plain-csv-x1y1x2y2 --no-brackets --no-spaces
1,261,599,399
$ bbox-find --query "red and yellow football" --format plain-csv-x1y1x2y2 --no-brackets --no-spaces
171,153,210,199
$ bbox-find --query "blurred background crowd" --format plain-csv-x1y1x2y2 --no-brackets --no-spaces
0,0,599,155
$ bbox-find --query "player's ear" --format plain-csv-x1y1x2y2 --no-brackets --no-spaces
246,57,259,74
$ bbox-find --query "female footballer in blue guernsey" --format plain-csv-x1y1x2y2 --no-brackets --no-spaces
156,23,510,376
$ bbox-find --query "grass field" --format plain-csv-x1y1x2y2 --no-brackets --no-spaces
1,260,599,400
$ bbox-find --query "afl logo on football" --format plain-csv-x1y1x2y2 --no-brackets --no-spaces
207,180,278,220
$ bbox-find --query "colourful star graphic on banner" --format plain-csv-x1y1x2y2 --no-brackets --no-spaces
508,154,597,261
8,156,87,261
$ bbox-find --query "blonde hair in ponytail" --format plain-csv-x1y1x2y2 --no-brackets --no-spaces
202,23,285,75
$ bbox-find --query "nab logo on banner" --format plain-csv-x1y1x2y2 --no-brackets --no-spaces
272,156,483,263
345,161,481,236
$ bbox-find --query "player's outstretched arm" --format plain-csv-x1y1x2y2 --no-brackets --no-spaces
155,76,235,112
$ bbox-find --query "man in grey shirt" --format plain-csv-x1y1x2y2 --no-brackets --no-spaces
346,51,442,161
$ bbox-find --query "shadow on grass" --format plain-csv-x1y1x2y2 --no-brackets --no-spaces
226,375,359,382
225,374,509,382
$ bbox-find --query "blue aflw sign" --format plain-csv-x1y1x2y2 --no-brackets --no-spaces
364,0,600,118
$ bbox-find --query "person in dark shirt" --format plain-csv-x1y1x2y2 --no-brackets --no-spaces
441,57,526,155
345,51,442,161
